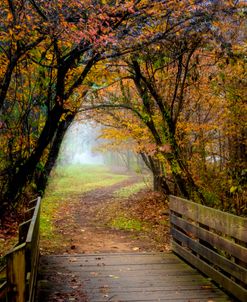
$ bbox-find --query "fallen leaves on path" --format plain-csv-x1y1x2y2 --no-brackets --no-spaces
40,175,170,255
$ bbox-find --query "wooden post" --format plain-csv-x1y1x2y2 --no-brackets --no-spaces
3,197,41,302
6,244,26,302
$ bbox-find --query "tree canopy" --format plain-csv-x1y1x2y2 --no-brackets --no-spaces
0,0,246,217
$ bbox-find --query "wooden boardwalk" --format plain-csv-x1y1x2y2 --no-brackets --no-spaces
36,252,232,302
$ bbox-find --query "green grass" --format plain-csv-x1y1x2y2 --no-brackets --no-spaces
113,182,148,198
111,216,143,231
40,164,129,250
47,164,128,198
40,195,60,238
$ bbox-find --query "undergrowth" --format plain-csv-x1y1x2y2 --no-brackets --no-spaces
48,165,128,198
111,216,143,231
113,181,150,198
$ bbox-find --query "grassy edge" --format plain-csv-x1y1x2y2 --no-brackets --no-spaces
113,181,150,198
40,165,131,251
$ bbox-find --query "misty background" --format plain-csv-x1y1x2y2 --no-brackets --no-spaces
57,121,147,173
58,122,104,166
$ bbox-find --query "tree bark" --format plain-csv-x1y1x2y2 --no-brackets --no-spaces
4,104,64,202
131,58,205,203
140,153,171,195
36,113,75,194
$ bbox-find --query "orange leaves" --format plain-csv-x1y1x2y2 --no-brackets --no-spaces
177,121,218,134
6,12,13,22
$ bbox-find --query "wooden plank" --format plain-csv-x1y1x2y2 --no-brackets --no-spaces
68,291,228,301
38,290,229,302
81,277,213,287
0,264,7,301
81,280,214,288
38,278,220,290
26,197,41,244
38,268,201,278
172,241,247,302
29,197,38,205
36,253,230,302
170,214,247,263
42,252,178,258
59,259,193,268
171,228,247,284
18,219,31,244
26,196,41,302
0,281,7,291
38,254,191,270
0,281,7,302
26,241,40,302
169,195,247,242
63,264,193,272
40,253,180,266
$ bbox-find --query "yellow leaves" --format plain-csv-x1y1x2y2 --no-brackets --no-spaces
8,28,13,36
230,186,238,194
178,122,217,134
60,114,67,122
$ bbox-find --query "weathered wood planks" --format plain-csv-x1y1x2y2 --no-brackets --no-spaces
36,253,231,301
170,195,247,302
170,196,247,242
25,197,41,302
6,244,26,302
0,197,41,302
0,266,7,302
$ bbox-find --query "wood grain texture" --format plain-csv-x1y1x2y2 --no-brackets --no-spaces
170,214,247,262
36,253,231,302
2,197,41,302
172,242,247,302
6,244,26,302
169,195,247,302
171,228,247,283
169,195,247,242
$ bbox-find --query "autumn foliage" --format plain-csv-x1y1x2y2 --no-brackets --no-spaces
0,0,246,217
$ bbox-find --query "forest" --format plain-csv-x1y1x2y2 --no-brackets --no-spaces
0,0,246,222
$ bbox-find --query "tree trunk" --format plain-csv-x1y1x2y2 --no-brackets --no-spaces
140,152,171,195
166,150,205,203
3,104,64,202
37,113,75,194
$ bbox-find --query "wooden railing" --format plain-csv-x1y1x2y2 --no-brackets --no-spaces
0,197,41,302
170,195,247,302
0,266,7,302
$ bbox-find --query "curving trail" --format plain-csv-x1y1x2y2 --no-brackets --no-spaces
41,175,170,255
36,175,230,302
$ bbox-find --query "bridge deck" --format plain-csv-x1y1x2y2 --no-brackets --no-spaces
36,252,231,302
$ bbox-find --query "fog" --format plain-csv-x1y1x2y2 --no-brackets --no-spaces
57,121,147,174
58,122,104,166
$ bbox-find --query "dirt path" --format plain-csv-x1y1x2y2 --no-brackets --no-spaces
41,175,170,255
